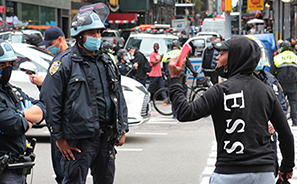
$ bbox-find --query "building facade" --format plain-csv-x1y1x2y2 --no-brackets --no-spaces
3,0,71,37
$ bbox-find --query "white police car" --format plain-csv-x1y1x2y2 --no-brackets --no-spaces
9,43,150,127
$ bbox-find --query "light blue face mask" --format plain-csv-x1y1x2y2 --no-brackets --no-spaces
206,43,212,47
183,35,187,39
83,36,101,52
123,55,129,61
48,40,61,55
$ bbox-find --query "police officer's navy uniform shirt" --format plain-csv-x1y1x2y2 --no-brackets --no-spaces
78,46,114,123
0,83,46,157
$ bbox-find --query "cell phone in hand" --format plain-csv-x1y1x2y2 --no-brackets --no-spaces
177,43,192,67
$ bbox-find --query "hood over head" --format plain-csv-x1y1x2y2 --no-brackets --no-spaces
214,35,261,78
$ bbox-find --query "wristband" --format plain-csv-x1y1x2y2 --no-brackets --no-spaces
17,109,25,117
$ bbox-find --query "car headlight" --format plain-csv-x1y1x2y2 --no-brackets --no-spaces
122,85,133,92
136,86,149,94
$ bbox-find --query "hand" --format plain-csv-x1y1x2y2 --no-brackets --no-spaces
133,63,138,69
21,99,33,110
115,134,126,146
193,72,198,78
268,123,275,134
168,56,186,78
29,74,44,86
278,171,293,181
56,138,81,160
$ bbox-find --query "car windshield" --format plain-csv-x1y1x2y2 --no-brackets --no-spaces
126,37,176,56
102,32,116,37
198,34,218,39
11,35,24,43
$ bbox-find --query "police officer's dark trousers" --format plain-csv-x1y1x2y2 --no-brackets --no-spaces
60,134,116,184
281,83,297,125
0,168,26,184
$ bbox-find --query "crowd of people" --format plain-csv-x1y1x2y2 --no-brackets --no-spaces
0,2,296,184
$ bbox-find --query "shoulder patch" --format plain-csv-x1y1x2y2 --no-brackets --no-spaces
49,61,61,75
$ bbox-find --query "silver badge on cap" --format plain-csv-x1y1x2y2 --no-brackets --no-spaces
216,43,222,47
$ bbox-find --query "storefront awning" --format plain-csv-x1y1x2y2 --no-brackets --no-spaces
107,13,137,24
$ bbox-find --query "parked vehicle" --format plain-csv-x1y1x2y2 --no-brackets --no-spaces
197,31,221,40
0,28,42,44
120,29,133,45
101,29,125,50
124,32,178,61
200,18,230,39
185,36,210,57
9,43,151,126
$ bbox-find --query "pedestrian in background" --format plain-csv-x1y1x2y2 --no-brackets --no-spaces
102,41,116,64
126,45,150,86
0,40,46,183
148,43,167,102
201,37,219,84
169,36,295,183
28,26,69,184
40,5,128,184
271,40,297,126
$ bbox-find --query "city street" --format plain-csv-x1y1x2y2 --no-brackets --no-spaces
27,106,215,184
26,106,297,184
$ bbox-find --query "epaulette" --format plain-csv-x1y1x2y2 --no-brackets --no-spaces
8,82,22,90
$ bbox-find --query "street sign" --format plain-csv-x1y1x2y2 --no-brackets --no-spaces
0,6,5,13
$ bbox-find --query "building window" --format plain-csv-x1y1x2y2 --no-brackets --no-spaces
40,6,56,26
21,3,39,25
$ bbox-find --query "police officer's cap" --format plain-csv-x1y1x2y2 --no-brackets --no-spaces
0,40,18,63
117,49,128,58
172,40,181,48
102,41,112,52
280,40,291,51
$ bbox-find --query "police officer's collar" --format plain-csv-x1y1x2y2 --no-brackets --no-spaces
77,44,100,61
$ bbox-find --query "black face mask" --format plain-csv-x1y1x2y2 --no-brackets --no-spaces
215,65,229,78
0,66,12,85
154,49,158,53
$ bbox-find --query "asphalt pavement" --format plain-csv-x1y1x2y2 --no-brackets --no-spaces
26,107,297,184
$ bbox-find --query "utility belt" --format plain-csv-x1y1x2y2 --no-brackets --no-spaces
0,138,37,177
66,124,119,148
100,124,118,143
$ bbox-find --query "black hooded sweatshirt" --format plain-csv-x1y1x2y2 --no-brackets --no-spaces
169,36,295,174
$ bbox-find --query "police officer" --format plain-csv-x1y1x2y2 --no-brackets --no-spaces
40,4,128,184
102,41,116,64
29,26,69,184
116,49,136,78
0,40,46,183
271,40,297,126
162,40,197,96
253,51,287,177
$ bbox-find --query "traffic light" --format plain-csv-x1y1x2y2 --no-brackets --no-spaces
205,12,211,16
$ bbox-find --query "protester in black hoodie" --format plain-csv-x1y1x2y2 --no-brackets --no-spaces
168,35,295,183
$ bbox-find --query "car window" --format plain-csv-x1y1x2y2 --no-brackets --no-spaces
29,47,53,64
126,37,177,56
102,32,116,37
0,33,10,41
11,34,24,43
115,32,120,37
14,53,47,73
198,34,218,39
